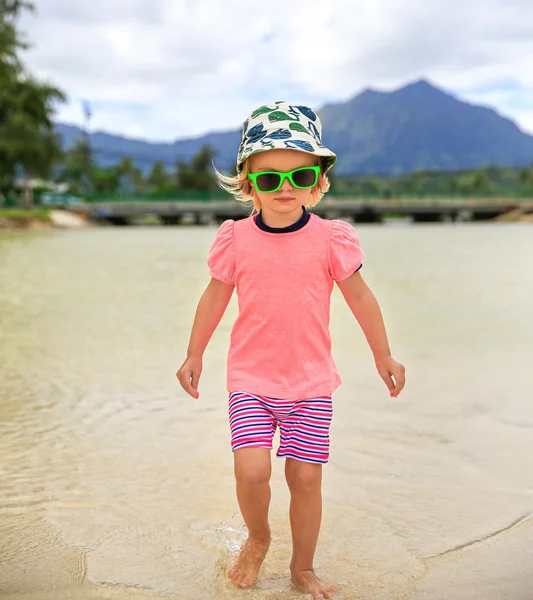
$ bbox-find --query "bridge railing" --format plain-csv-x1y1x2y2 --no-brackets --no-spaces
80,193,533,209
81,188,533,202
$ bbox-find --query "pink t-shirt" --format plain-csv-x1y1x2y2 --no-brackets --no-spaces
207,213,364,399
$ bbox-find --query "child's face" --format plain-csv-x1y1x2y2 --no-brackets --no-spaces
248,149,319,216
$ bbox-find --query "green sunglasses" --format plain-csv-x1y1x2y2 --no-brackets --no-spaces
248,166,320,193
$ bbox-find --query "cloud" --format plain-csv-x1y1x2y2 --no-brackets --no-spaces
20,0,533,140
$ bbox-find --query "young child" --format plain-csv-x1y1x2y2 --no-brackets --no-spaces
177,101,405,599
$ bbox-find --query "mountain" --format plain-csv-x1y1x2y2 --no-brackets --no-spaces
54,79,533,175
319,79,533,173
54,123,241,173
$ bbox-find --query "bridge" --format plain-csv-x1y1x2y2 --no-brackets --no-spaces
72,197,533,225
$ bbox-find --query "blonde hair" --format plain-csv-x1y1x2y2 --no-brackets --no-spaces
214,156,331,214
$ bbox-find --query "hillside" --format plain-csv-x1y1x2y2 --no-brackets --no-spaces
55,80,533,175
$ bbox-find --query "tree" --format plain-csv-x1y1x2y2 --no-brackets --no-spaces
92,166,120,194
519,164,533,186
60,139,93,194
147,160,171,192
176,144,217,191
0,1,34,67
0,0,65,202
116,156,144,193
471,171,491,194
398,172,422,196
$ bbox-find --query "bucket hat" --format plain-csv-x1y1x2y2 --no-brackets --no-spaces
237,101,336,173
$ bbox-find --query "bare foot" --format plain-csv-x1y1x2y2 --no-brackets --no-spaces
291,568,338,599
228,536,270,588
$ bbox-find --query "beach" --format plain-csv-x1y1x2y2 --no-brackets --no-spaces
1,223,532,599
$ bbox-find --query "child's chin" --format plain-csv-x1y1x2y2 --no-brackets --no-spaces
273,200,299,208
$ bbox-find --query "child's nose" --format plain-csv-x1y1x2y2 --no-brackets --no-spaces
280,175,294,191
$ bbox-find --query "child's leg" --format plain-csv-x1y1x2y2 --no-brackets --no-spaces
234,447,272,541
285,458,322,571
285,458,338,599
228,447,272,588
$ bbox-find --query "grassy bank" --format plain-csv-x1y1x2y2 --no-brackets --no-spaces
0,208,53,228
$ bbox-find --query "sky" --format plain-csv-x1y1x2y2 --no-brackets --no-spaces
21,0,533,142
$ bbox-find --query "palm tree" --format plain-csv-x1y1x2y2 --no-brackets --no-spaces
147,160,171,193
116,157,144,194
0,0,65,202
60,139,93,194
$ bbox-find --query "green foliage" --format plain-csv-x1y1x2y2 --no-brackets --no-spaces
328,161,533,198
113,156,144,193
147,160,172,192
72,144,223,198
0,0,65,200
519,164,533,186
176,145,217,191
0,1,34,62
0,206,51,220
77,158,533,201
59,139,93,193
92,166,120,194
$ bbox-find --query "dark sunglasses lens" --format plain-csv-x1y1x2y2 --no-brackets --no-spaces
256,173,281,191
292,168,317,187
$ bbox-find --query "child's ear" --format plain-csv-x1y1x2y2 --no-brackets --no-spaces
243,178,254,196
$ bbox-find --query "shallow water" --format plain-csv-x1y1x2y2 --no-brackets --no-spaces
1,223,532,599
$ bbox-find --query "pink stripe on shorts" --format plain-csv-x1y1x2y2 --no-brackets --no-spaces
228,391,333,464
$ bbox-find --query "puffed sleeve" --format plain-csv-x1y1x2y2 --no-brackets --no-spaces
207,219,236,285
328,219,364,282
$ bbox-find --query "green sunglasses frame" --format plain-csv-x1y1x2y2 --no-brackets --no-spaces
248,166,321,193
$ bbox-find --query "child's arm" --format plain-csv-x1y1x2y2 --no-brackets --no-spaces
177,277,234,399
336,271,406,397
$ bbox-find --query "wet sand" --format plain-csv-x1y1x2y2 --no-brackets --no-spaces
1,224,532,599
413,517,533,599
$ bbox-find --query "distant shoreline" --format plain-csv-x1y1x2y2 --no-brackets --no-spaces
0,208,53,230
0,208,90,230
1,207,532,230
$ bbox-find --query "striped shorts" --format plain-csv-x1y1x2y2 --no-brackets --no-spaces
228,391,333,464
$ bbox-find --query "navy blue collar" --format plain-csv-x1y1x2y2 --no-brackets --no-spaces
255,207,310,233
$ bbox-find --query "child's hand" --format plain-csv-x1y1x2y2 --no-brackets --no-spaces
176,356,202,399
375,356,406,398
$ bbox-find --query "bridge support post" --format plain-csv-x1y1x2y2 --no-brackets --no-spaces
456,209,473,222
355,208,382,223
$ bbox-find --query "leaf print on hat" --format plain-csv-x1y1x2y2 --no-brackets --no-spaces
250,106,275,119
237,101,336,173
289,122,309,134
308,121,322,142
264,129,292,140
288,105,300,118
246,123,265,137
246,123,268,143
284,139,315,152
268,110,300,123
295,106,317,121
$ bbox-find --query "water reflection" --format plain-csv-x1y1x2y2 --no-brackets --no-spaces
0,224,532,599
